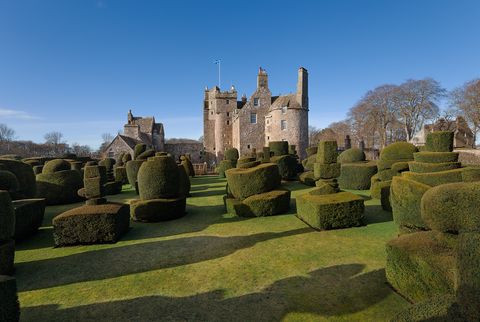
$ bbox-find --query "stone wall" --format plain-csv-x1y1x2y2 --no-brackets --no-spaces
164,142,204,163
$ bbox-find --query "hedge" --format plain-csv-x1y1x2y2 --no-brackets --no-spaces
402,168,463,187
421,182,480,233
390,294,456,322
425,131,454,152
316,141,337,164
53,203,130,246
0,191,14,241
0,275,20,322
408,161,461,173
104,181,122,196
337,148,365,164
122,153,132,163
137,149,156,160
33,165,43,175
269,141,289,156
13,199,46,241
299,171,316,186
42,159,71,174
237,161,261,169
114,166,128,184
380,183,391,211
390,176,431,231
461,167,480,182
413,152,459,163
224,148,239,161
306,146,318,157
0,240,14,275
313,162,340,179
296,191,364,230
231,189,291,217
134,144,147,160
36,170,83,205
125,160,145,188
312,181,339,195
338,162,377,190
0,159,36,199
218,160,235,178
457,232,480,320
180,156,195,177
177,164,191,198
84,165,107,185
271,155,297,180
137,156,179,200
380,142,418,161
385,231,456,303
0,170,19,193
237,157,256,165
130,197,186,222
302,154,316,171
226,163,281,200
370,180,391,200
377,159,412,171
377,168,398,182
391,161,410,173
262,147,271,163
98,158,115,172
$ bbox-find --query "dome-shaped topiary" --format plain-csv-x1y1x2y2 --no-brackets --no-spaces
42,159,71,174
337,148,366,163
134,144,147,160
380,142,418,161
137,156,180,200
125,160,144,188
36,170,83,205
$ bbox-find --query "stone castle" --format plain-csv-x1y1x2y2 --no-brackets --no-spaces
203,67,309,163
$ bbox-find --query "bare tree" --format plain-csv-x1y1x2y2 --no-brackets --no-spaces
450,79,480,147
0,124,15,142
308,126,321,146
44,131,65,155
71,143,92,157
101,133,114,144
393,78,445,141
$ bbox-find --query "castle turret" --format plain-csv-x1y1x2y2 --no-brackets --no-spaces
296,67,308,108
257,67,269,89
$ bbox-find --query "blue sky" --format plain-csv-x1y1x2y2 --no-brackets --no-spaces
1,0,479,149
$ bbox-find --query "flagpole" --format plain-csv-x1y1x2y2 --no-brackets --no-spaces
218,60,221,88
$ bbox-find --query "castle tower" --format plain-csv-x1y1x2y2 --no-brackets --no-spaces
296,67,308,108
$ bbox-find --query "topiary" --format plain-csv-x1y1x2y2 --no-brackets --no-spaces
226,163,281,200
130,197,186,222
316,141,338,164
0,275,20,322
137,156,179,199
425,131,454,152
390,176,431,231
262,147,271,163
313,162,340,179
98,158,116,173
380,142,418,161
0,170,19,194
42,159,71,174
227,189,291,217
177,164,191,198
413,151,459,163
125,160,144,188
408,161,461,173
114,166,128,185
338,162,377,190
36,170,83,205
337,148,365,164
134,144,147,160
269,141,289,156
0,159,36,200
306,146,318,157
421,182,480,234
224,148,239,161
0,191,15,241
402,168,464,187
218,160,235,178
137,149,156,160
271,155,297,180
122,153,132,163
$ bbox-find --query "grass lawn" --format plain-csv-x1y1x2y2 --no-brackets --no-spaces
14,176,410,321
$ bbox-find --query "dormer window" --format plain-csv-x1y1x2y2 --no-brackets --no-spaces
253,98,259,106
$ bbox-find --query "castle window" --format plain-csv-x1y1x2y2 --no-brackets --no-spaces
281,120,287,130
227,120,230,125
211,111,213,115
253,98,259,106
226,99,229,104
227,112,229,117
282,106,287,114
250,113,257,124
247,144,251,149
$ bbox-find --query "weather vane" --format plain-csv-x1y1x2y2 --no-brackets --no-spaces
214,59,221,88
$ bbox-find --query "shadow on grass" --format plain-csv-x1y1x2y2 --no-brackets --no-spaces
190,188,225,198
364,204,393,225
21,264,394,322
16,227,312,292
